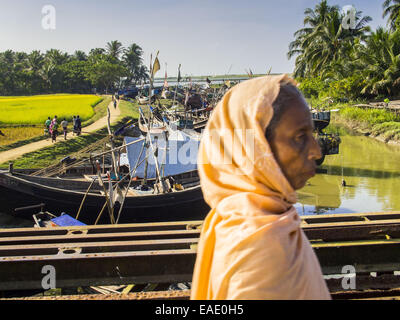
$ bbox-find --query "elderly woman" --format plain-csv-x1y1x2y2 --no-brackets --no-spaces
191,75,330,300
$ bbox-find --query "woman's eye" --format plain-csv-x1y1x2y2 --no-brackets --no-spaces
296,133,306,140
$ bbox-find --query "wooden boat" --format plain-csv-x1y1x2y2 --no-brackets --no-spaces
310,111,341,165
137,95,149,105
138,112,167,134
312,110,331,132
0,169,208,224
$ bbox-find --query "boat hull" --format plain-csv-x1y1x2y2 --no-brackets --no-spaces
0,171,210,224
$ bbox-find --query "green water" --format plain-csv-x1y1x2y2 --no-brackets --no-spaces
295,127,400,215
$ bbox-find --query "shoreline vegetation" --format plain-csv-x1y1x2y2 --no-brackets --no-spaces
331,108,400,146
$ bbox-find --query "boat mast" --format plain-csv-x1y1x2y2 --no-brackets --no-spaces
173,64,181,106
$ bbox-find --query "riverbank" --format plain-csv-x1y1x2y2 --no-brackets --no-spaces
331,106,400,146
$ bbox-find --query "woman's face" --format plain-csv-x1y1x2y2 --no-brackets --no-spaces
268,98,322,190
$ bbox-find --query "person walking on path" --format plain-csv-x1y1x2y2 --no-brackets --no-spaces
45,117,51,137
0,99,121,164
61,118,68,140
75,115,82,136
49,116,58,143
114,100,117,109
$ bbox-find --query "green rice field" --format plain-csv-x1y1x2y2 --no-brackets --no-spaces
0,94,102,125
0,127,44,147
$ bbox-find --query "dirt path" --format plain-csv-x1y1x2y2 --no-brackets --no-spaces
0,100,121,164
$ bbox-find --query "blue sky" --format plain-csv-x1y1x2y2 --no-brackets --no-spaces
0,0,386,76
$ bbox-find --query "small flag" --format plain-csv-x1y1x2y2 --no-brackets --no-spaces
164,63,169,89
152,51,160,78
152,57,160,77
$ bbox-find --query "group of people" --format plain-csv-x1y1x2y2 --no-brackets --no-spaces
44,115,82,143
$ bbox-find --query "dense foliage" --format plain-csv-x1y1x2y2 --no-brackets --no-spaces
0,41,148,96
289,0,400,100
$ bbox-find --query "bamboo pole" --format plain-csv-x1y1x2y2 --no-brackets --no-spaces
107,107,119,179
75,178,96,220
94,201,108,225
95,161,115,224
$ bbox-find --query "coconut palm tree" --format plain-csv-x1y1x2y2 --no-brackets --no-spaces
39,62,57,91
106,40,123,60
89,48,106,57
359,27,400,96
288,0,337,77
27,51,44,72
123,43,144,85
288,1,371,79
73,50,87,61
383,0,400,31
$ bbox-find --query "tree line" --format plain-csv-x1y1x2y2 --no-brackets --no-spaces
0,41,148,96
288,0,400,101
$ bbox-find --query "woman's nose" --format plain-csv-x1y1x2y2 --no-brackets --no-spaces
309,136,322,160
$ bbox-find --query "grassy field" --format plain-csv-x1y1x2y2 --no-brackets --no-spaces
0,98,140,169
0,94,102,125
0,127,44,148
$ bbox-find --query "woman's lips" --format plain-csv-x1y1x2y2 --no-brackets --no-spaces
305,168,316,177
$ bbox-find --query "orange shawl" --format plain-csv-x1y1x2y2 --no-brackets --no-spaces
191,74,330,300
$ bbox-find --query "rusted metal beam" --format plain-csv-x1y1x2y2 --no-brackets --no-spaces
2,213,400,291
0,249,196,291
1,238,400,291
0,230,201,246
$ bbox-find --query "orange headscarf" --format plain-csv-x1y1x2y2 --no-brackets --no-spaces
191,74,330,300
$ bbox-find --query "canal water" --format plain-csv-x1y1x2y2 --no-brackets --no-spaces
1,125,400,227
295,126,400,215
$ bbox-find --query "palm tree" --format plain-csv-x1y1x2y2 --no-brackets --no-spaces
359,27,400,96
45,49,70,65
135,65,149,84
106,40,123,60
288,0,337,77
123,43,144,84
39,62,57,91
288,1,371,79
89,48,106,57
27,51,44,72
73,50,87,61
383,0,400,31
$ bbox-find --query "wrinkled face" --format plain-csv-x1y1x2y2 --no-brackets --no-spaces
268,98,322,190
